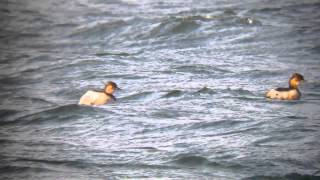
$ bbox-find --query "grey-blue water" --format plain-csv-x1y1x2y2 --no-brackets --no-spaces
1,0,320,179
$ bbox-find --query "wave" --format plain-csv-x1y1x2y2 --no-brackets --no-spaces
193,86,257,97
172,154,244,170
142,12,262,41
121,91,156,101
12,157,178,171
95,51,132,57
237,17,262,26
237,69,284,79
148,17,200,37
161,90,183,98
118,87,260,102
68,20,127,39
0,96,58,123
173,155,209,166
213,88,260,101
173,65,231,75
187,119,244,130
0,165,59,176
243,173,320,180
249,1,320,14
224,87,256,96
310,44,320,54
1,104,107,125
0,109,19,121
194,86,218,95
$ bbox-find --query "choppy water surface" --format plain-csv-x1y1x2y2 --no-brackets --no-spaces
1,0,320,179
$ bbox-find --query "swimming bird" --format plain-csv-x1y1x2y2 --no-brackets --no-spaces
78,81,119,106
266,73,304,100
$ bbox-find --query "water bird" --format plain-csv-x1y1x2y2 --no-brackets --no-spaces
266,73,305,100
78,81,119,106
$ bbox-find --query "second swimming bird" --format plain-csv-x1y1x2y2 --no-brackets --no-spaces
266,73,304,100
78,81,119,106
